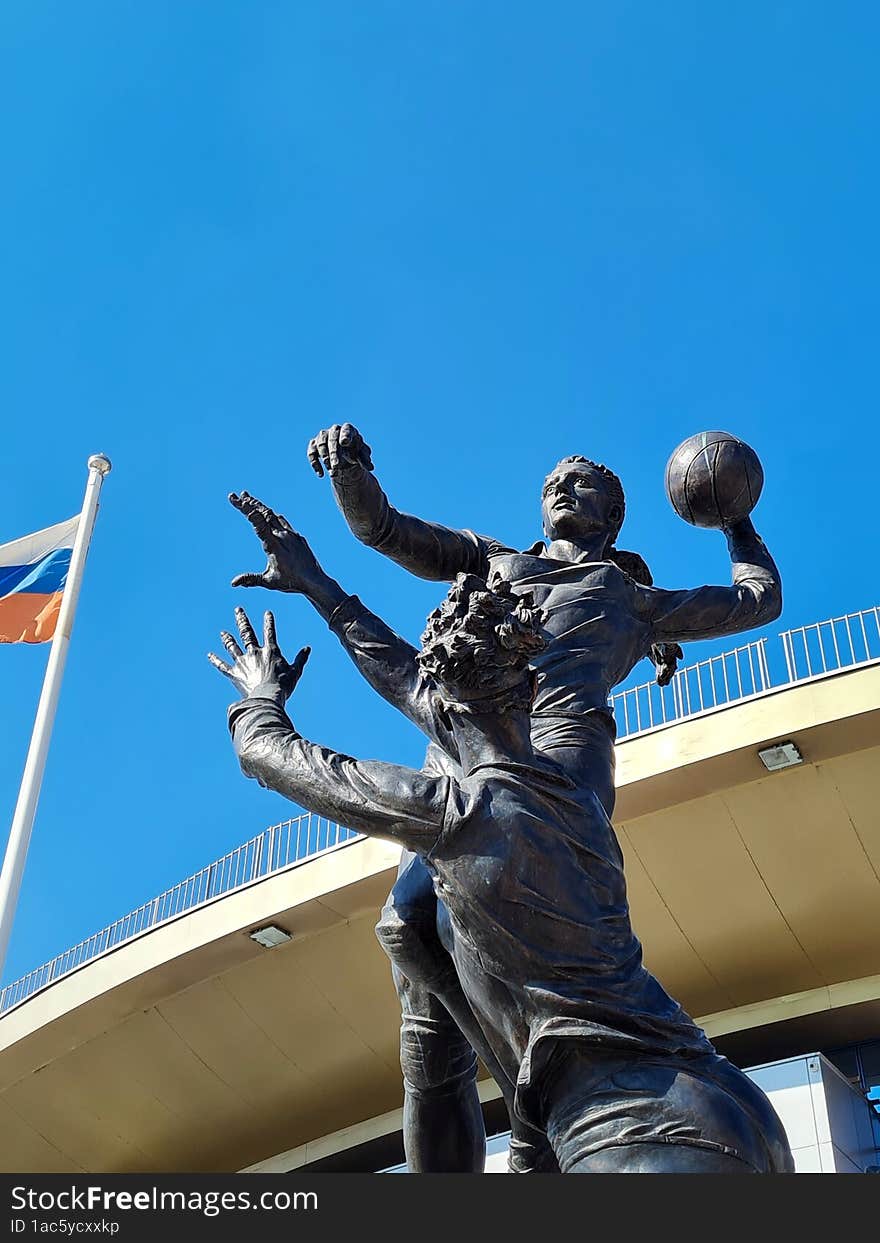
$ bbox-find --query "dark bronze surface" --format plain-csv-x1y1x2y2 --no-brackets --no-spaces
212,425,791,1174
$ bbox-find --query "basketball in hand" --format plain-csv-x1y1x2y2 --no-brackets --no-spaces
665,431,764,529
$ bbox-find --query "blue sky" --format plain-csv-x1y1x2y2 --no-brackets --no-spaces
1,2,877,985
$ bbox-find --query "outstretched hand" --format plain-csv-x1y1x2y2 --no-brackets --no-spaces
307,423,373,478
229,491,325,594
651,641,683,688
208,606,310,703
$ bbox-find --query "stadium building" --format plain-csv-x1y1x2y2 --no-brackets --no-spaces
1,606,879,1174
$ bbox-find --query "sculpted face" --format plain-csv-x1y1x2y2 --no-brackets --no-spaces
541,463,622,543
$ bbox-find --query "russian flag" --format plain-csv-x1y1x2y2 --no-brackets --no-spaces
0,517,79,645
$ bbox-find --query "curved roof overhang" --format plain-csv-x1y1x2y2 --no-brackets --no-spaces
1,663,878,1171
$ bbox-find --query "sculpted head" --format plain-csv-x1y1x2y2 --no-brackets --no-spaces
417,574,546,714
541,456,625,547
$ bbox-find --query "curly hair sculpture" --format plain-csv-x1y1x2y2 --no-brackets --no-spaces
417,574,546,713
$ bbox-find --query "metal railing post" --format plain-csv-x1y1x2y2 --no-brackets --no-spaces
758,638,771,691
780,629,795,683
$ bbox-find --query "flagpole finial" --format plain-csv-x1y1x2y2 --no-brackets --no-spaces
88,454,112,476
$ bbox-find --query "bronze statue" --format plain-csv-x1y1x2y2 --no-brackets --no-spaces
210,580,791,1171
216,425,790,1173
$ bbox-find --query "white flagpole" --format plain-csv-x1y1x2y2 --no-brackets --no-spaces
0,454,112,984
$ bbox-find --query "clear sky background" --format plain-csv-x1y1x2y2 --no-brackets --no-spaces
1,2,877,986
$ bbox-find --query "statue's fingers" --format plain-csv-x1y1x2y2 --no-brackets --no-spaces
239,494,274,540
246,503,271,535
356,429,374,470
231,571,269,589
263,610,278,652
338,422,362,462
307,437,324,478
207,652,233,678
235,605,259,651
220,630,243,660
252,496,283,530
327,425,342,474
239,490,263,512
339,423,371,469
238,491,267,522
314,428,331,473
289,645,311,684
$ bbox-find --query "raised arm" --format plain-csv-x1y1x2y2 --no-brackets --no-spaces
210,607,449,855
228,493,456,757
641,517,782,643
307,424,489,582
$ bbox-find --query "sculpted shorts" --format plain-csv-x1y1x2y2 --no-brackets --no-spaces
540,1043,794,1174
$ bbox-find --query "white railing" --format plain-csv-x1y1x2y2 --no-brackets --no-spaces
0,813,358,1014
611,638,771,739
781,607,880,683
1,605,878,1016
612,604,879,741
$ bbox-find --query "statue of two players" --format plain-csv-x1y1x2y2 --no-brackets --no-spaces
210,425,794,1174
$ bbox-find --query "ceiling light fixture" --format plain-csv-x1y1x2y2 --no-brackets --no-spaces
248,925,292,948
757,741,803,772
